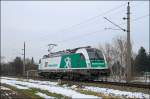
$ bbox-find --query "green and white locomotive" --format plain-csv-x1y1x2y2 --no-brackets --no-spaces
38,46,110,80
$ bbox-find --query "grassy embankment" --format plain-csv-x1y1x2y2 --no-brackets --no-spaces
2,83,69,99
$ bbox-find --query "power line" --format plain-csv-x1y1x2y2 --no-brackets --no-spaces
55,30,108,46
40,2,127,40
132,14,149,21
54,2,148,37
40,4,148,46
55,29,105,44
104,1,149,21
113,13,149,26
61,2,127,30
52,13,149,45
69,7,127,32
104,17,126,31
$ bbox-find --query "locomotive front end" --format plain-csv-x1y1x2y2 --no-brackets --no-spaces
86,48,107,69
86,48,110,78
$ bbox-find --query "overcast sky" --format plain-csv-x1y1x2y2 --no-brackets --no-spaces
1,1,149,63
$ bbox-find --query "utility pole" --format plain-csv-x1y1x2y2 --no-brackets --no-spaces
22,42,26,75
125,2,131,82
122,2,131,82
104,2,132,82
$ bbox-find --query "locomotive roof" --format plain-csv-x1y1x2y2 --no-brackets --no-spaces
42,46,91,58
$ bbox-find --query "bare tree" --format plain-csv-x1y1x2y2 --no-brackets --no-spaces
112,36,127,81
98,35,133,82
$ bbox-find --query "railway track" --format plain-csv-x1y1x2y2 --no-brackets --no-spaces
4,75,150,89
40,77,150,89
37,76,150,89
87,81,150,89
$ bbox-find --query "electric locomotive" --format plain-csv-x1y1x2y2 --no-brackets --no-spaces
38,46,110,80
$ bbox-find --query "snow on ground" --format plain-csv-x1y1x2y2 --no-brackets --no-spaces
84,86,150,98
35,92,55,99
1,79,29,90
1,77,100,98
1,77,58,86
1,76,149,98
27,79,58,86
1,86,11,90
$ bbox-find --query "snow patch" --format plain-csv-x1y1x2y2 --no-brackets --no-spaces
1,77,101,98
84,86,150,98
1,79,29,89
27,79,58,86
1,86,11,90
35,92,55,99
71,85,78,90
1,76,58,86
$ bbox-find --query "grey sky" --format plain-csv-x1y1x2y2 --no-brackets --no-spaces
1,1,149,63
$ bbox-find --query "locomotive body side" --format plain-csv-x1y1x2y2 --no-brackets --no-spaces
39,48,108,70
39,53,87,70
38,47,110,80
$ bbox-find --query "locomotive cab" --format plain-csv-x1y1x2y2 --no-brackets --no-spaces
86,48,107,69
76,48,107,69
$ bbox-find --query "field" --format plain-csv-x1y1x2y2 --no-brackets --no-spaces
1,76,150,99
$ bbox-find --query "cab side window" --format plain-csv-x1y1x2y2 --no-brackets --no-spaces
39,59,41,64
80,53,85,60
45,62,48,67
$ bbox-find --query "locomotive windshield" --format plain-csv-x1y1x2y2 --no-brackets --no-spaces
86,49,104,60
